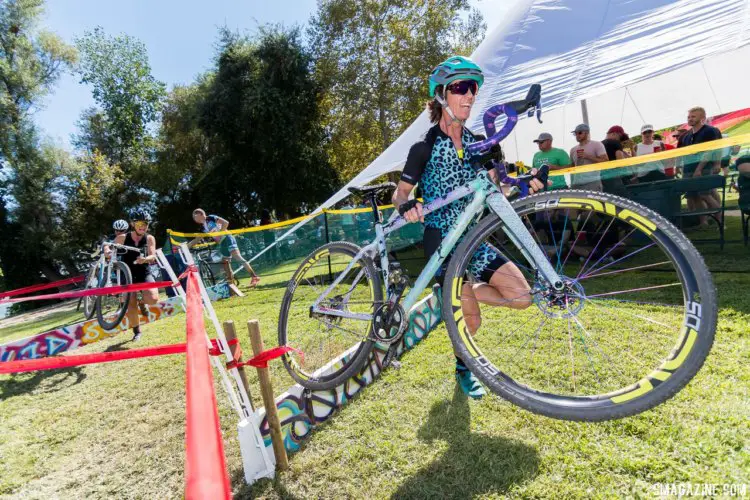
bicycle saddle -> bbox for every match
[347,182,396,196]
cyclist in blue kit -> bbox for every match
[190,208,260,287]
[392,56,544,399]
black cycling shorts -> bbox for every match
[423,227,508,286]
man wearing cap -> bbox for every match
[634,124,667,182]
[569,124,608,191]
[532,133,572,170]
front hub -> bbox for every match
[535,277,585,319]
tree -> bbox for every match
[0,0,77,289]
[75,27,166,174]
[193,27,338,220]
[308,0,485,181]
[0,0,77,167]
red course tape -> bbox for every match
[0,343,187,375]
[0,275,85,299]
[0,280,175,304]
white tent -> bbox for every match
[324,0,750,208]
[251,0,750,261]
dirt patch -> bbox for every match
[0,300,80,329]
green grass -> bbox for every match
[1,218,749,498]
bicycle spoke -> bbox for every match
[579,226,637,279]
[579,260,672,281]
[580,242,656,280]
[561,211,593,268]
[584,282,681,299]
[577,218,616,278]
[585,297,677,331]
[567,318,576,393]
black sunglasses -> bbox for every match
[447,80,478,96]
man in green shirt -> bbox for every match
[532,132,571,189]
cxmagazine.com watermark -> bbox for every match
[651,482,747,497]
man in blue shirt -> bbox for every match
[190,208,260,287]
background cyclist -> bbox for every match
[101,219,129,256]
[189,208,260,287]
[111,210,159,341]
[392,56,544,399]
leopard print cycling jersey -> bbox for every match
[401,124,507,281]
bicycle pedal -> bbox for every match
[390,360,402,370]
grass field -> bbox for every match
[0,217,748,498]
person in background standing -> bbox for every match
[599,125,629,196]
[569,124,608,191]
[634,124,668,182]
[677,107,722,228]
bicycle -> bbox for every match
[83,240,143,330]
[277,85,717,422]
[189,239,240,287]
[192,242,218,288]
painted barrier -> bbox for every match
[0,283,230,362]
[257,287,443,452]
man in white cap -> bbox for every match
[569,124,607,191]
[634,124,667,182]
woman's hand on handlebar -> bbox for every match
[528,172,547,194]
[399,199,424,223]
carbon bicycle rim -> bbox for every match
[443,190,717,421]
[96,261,133,331]
[278,241,381,390]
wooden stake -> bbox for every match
[247,319,289,471]
[222,320,254,412]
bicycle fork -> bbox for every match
[486,192,564,291]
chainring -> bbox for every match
[371,303,407,345]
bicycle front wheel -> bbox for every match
[443,190,717,421]
[82,265,99,320]
[278,241,382,390]
[96,261,133,331]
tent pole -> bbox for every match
[581,99,589,125]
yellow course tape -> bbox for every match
[168,134,750,239]
[168,202,408,238]
[546,132,750,177]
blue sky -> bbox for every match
[36,0,515,149]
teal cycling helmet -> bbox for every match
[429,56,484,97]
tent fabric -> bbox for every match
[315,0,750,212]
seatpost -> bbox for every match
[368,194,382,224]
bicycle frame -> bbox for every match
[95,241,143,287]
[310,170,564,321]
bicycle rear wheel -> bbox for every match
[278,241,382,390]
[443,190,716,421]
[82,264,99,320]
[95,261,133,331]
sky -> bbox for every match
[35,0,518,150]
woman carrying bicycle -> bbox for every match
[392,56,545,399]
[112,210,159,341]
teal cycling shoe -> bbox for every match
[455,360,486,400]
